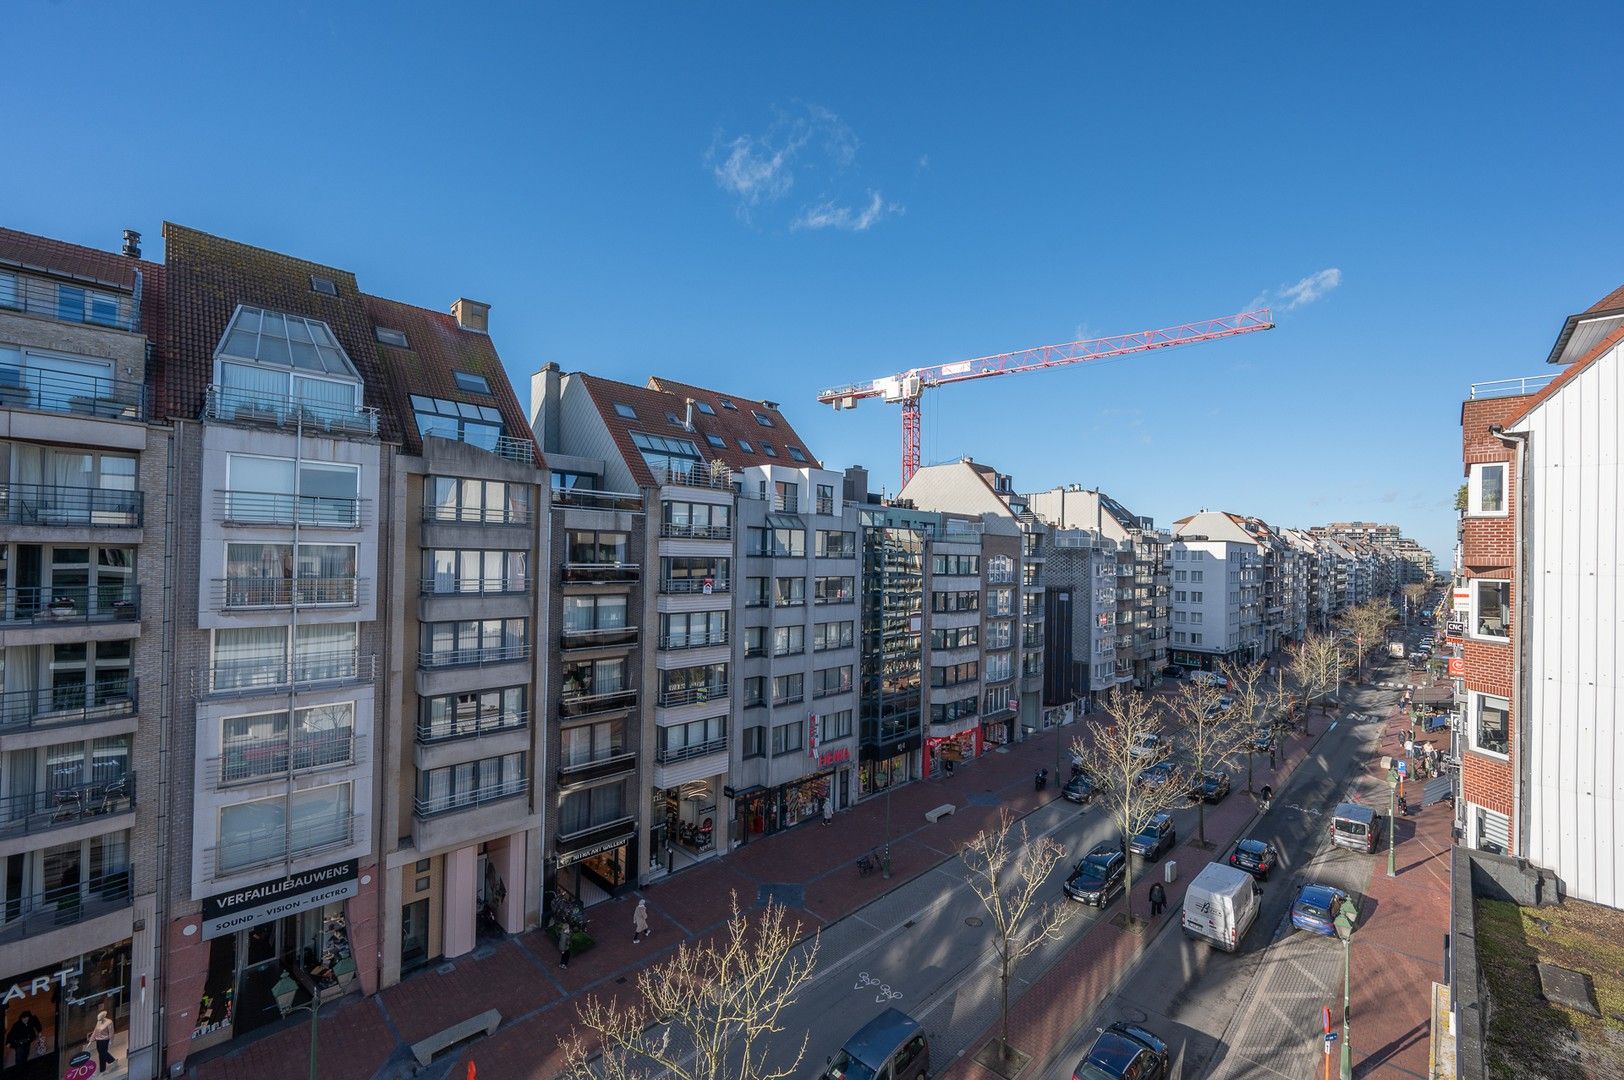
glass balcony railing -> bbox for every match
[560,687,637,717]
[561,625,639,651]
[0,774,134,840]
[0,483,143,528]
[200,652,375,696]
[659,522,732,540]
[660,577,729,595]
[658,629,727,650]
[416,710,528,745]
[212,731,356,786]
[215,577,359,609]
[413,777,527,819]
[418,643,531,669]
[655,737,727,765]
[206,813,355,878]
[0,365,147,420]
[0,875,132,946]
[0,585,139,626]
[551,489,641,512]
[202,384,378,438]
[563,563,639,584]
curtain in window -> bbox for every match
[293,375,356,414]
[296,623,357,680]
[214,626,287,689]
[292,785,350,852]
[219,361,283,413]
[218,797,285,872]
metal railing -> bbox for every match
[560,687,637,717]
[561,626,639,651]
[424,501,532,525]
[492,435,537,465]
[815,496,835,515]
[0,875,133,946]
[212,730,357,785]
[985,570,1015,584]
[200,652,375,696]
[0,774,134,839]
[202,384,379,438]
[659,522,732,540]
[660,577,729,595]
[414,776,527,819]
[656,684,728,708]
[1468,374,1558,399]
[0,677,138,733]
[215,576,359,609]
[772,495,800,512]
[558,749,635,778]
[416,709,528,745]
[563,563,640,584]
[656,737,728,765]
[418,643,531,669]
[0,484,143,528]
[654,464,733,490]
[207,815,355,878]
[552,488,643,512]
[0,275,138,331]
[0,365,147,421]
[658,630,727,650]
[219,490,363,528]
[814,588,855,605]
[420,576,528,597]
[0,585,139,626]
[774,593,806,607]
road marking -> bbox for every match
[1327,721,1338,733]
[854,971,903,1003]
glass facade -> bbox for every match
[859,527,923,765]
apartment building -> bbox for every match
[1168,511,1264,670]
[0,229,165,1080]
[1313,522,1434,583]
[1454,284,1624,906]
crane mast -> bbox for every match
[817,308,1273,484]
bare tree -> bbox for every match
[1170,672,1250,845]
[1402,583,1427,625]
[1287,633,1344,723]
[559,894,819,1080]
[1339,600,1397,680]
[961,808,1077,1068]
[1071,686,1192,929]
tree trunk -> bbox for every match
[1000,961,1010,1057]
[1197,797,1207,845]
[1122,829,1136,926]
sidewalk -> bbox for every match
[187,723,1080,1080]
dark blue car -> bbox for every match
[1072,1021,1168,1080]
[1290,883,1350,936]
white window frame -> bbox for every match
[1472,804,1510,855]
[1467,690,1510,759]
[1468,578,1511,642]
[1466,463,1508,518]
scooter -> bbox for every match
[1034,769,1048,792]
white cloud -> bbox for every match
[1249,267,1342,314]
[792,191,898,232]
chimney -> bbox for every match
[451,298,490,334]
[684,398,695,432]
[121,230,141,259]
[762,400,780,411]
[529,362,563,453]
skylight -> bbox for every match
[737,438,754,453]
[752,410,775,428]
[375,327,408,348]
[695,401,716,416]
[705,433,726,448]
[719,398,737,411]
[454,371,491,394]
[217,306,359,380]
[310,275,337,296]
[786,446,808,463]
[630,431,702,475]
[666,411,682,425]
[614,403,637,419]
[411,394,505,448]
[760,442,778,458]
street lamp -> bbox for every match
[1386,767,1399,878]
[272,971,321,1080]
[881,766,893,879]
[1334,898,1360,1080]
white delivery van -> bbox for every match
[1181,862,1262,952]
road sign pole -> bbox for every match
[1387,770,1399,877]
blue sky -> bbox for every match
[6,2,1622,563]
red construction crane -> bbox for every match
[817,309,1275,484]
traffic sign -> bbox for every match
[1325,1032,1339,1043]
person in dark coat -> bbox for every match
[1148,881,1167,917]
[558,923,571,969]
[6,1010,43,1072]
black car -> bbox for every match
[1064,843,1126,906]
[1190,771,1231,803]
[1063,773,1096,804]
[1072,1021,1169,1080]
[1228,837,1278,880]
[1136,761,1175,788]
[1252,727,1275,753]
[1128,812,1176,861]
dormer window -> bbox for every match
[212,305,365,426]
[411,395,505,449]
[614,403,637,419]
[310,275,337,296]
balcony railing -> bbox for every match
[0,585,139,626]
[654,464,733,490]
[0,365,147,421]
[814,590,855,605]
[414,776,527,819]
[985,570,1015,584]
[1468,374,1558,399]
[558,749,636,780]
[659,522,732,540]
[0,677,138,733]
[815,496,835,515]
[552,488,643,512]
[660,577,729,595]
[0,875,133,947]
[561,625,639,651]
[211,730,357,786]
[656,737,727,765]
[657,684,728,709]
[560,687,638,717]
[215,577,359,609]
[219,490,363,528]
[0,484,143,528]
[0,275,138,331]
[0,774,134,840]
[563,563,640,584]
[658,629,727,650]
[206,814,356,878]
[418,643,531,669]
[417,710,528,745]
[421,576,528,598]
[493,436,537,465]
[202,384,379,438]
[199,652,375,696]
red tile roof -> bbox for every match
[361,295,540,462]
[1584,284,1624,313]
[0,227,149,291]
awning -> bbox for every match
[766,513,805,529]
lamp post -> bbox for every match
[1334,898,1360,1080]
[1387,767,1399,877]
[881,770,893,879]
[272,972,320,1080]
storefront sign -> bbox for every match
[201,859,358,940]
[3,967,76,1005]
[1453,588,1470,613]
[818,747,851,767]
[807,713,819,759]
[555,835,629,869]
[1447,656,1464,676]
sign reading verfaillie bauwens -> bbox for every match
[201,859,358,939]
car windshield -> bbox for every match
[823,1050,877,1080]
[1074,1063,1123,1080]
[1078,856,1113,881]
[1238,840,1266,855]
[1336,820,1368,836]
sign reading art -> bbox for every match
[201,859,358,940]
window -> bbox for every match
[211,623,358,689]
[1191,570,1204,583]
[411,395,506,449]
[660,610,725,648]
[814,620,855,651]
[424,549,527,594]
[1474,806,1509,855]
[821,710,854,741]
[568,530,628,567]
[985,686,1012,714]
[775,577,806,606]
[737,439,754,454]
[1173,631,1186,643]
[746,577,769,606]
[562,656,626,699]
[1471,579,1510,640]
[815,576,854,604]
[752,410,775,428]
[1471,693,1509,757]
[560,718,627,767]
[743,725,765,758]
[743,677,766,708]
[772,673,804,705]
[748,524,805,557]
[787,446,808,463]
[557,777,629,836]
[374,327,408,347]
[771,721,804,756]
[453,371,491,394]
[815,483,835,514]
[1191,633,1203,644]
[54,284,122,327]
[694,401,716,416]
[564,594,629,633]
[705,433,726,448]
[658,715,726,760]
[217,306,359,382]
[932,661,979,687]
[309,275,337,296]
[631,430,703,474]
[719,398,738,411]
[1175,570,1186,582]
[1174,591,1186,602]
[760,442,778,458]
[220,702,355,783]
[665,411,681,425]
[987,589,1014,616]
[659,663,728,706]
[984,653,1012,682]
[1191,591,1203,602]
[932,554,981,576]
[662,556,728,588]
[931,696,978,724]
[1189,612,1202,624]
[931,625,979,650]
[420,687,527,742]
[814,666,853,697]
[775,481,799,510]
[425,476,529,524]
[931,590,980,613]
[421,618,528,666]
[1468,463,1507,516]
[218,783,351,872]
[614,403,637,419]
[0,271,16,309]
[223,542,358,606]
[772,625,805,656]
[816,531,855,558]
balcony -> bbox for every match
[214,577,360,610]
[0,678,138,735]
[660,577,729,595]
[1,275,138,331]
[560,687,638,718]
[0,585,139,626]
[657,684,728,709]
[420,576,528,598]
[208,730,357,787]
[557,749,636,785]
[659,522,732,540]
[563,562,640,584]
[658,629,727,651]
[202,384,379,438]
[418,643,531,670]
[0,774,134,841]
[815,496,835,515]
[561,625,640,651]
[0,366,147,421]
[205,814,356,879]
[655,736,727,765]
[197,652,376,697]
[492,436,537,465]
[552,488,643,512]
[413,776,527,819]
[0,875,132,947]
[986,570,1014,584]
[654,464,733,490]
[220,490,364,528]
[814,591,855,606]
[0,484,143,529]
[1468,374,1558,399]
[416,709,527,745]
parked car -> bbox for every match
[1065,843,1127,906]
[1329,802,1382,853]
[1190,671,1229,689]
[1290,883,1350,936]
[1063,772,1096,804]
[1136,761,1175,788]
[1252,727,1275,753]
[819,1008,931,1080]
[1160,665,1184,680]
[1191,771,1231,803]
[1129,812,1176,861]
[1071,1022,1169,1080]
[1227,837,1278,880]
[1182,862,1262,952]
[1129,733,1171,761]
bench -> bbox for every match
[410,1008,501,1067]
[924,804,955,823]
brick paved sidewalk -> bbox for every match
[187,722,1083,1080]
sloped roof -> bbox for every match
[362,295,539,461]
[0,227,149,292]
[645,376,821,466]
[1511,310,1624,428]
[1543,283,1624,367]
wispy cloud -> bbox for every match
[1250,267,1343,314]
[707,104,901,231]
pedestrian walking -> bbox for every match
[1148,881,1167,917]
[1260,784,1273,812]
[1268,746,1276,770]
[91,1009,117,1073]
[1403,736,1414,761]
[633,897,649,943]
[558,922,571,968]
[822,796,833,826]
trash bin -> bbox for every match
[1164,860,1177,884]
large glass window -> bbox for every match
[217,783,351,873]
[659,610,725,648]
[659,664,727,706]
[223,542,357,606]
[421,618,528,666]
[565,594,629,632]
[1472,693,1509,757]
[813,665,853,698]
[560,718,627,768]
[425,476,530,524]
[816,531,856,558]
[558,778,630,835]
[662,501,730,534]
[568,530,630,565]
[211,623,358,689]
[417,753,526,816]
[814,576,855,604]
[771,721,804,757]
[658,715,726,759]
[225,454,361,526]
[1472,580,1510,640]
[748,525,804,557]
[423,549,527,594]
[562,656,626,698]
[772,672,803,705]
[220,702,355,783]
[630,431,702,476]
[1468,463,1507,516]
[419,687,526,742]
[814,620,855,651]
[774,577,805,606]
[772,625,804,656]
[410,394,505,449]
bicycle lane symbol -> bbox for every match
[854,971,902,1004]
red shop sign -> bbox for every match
[818,747,851,767]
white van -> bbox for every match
[1190,671,1229,689]
[1181,862,1262,952]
